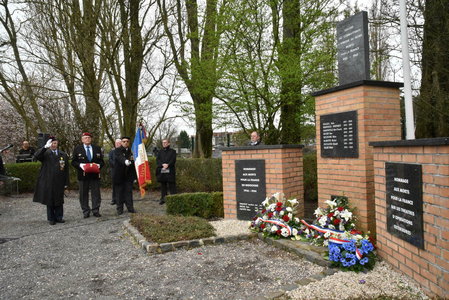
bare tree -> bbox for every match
[0,0,47,137]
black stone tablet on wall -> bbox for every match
[386,162,424,249]
[235,159,266,220]
[320,110,358,158]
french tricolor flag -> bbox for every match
[132,124,152,196]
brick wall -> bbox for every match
[314,83,402,232]
[221,145,303,219]
[372,139,449,298]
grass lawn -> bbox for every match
[130,213,216,244]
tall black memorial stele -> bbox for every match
[336,11,370,85]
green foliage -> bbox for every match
[166,192,224,219]
[4,162,40,192]
[303,152,317,202]
[178,130,191,148]
[175,158,222,192]
[216,0,338,144]
[130,214,216,244]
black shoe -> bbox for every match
[55,219,65,223]
[83,213,90,219]
[117,210,123,216]
[128,209,136,213]
[110,201,116,205]
[49,221,56,225]
[159,199,165,205]
[93,212,101,217]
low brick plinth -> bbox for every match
[221,145,304,219]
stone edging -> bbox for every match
[123,220,256,254]
[123,220,338,300]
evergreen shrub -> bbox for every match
[166,192,224,219]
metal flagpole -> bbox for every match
[399,0,415,140]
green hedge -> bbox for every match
[4,157,223,194]
[4,154,316,200]
[165,192,224,219]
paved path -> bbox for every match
[0,190,324,299]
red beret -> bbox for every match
[82,132,92,137]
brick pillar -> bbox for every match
[222,145,304,219]
[371,138,449,298]
[313,81,402,232]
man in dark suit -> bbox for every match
[108,138,122,205]
[156,139,177,205]
[71,132,105,218]
[33,137,69,225]
[112,137,137,215]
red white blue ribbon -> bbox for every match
[257,217,292,236]
[329,237,363,260]
[302,219,363,260]
[300,219,344,236]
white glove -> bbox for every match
[125,160,131,166]
[79,163,86,170]
[44,139,52,148]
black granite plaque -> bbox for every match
[386,162,424,249]
[320,110,358,158]
[337,11,370,85]
[235,159,266,220]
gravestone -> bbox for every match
[320,110,358,158]
[386,162,424,249]
[235,159,266,220]
[337,11,370,85]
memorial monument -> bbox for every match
[312,11,403,233]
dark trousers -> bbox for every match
[78,179,101,214]
[111,184,118,204]
[47,205,63,221]
[115,181,134,212]
[160,181,177,200]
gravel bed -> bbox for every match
[209,219,252,237]
[287,260,429,299]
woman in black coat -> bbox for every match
[33,138,69,225]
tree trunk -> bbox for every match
[279,0,302,144]
[415,0,449,138]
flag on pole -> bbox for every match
[132,124,152,196]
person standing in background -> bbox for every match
[33,137,69,225]
[248,131,262,146]
[71,132,104,218]
[108,138,122,205]
[112,137,137,215]
[156,139,177,205]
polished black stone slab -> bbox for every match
[320,110,358,158]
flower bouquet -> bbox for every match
[328,231,376,272]
[300,196,356,246]
[250,193,301,239]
